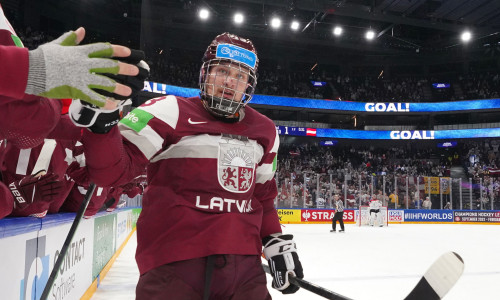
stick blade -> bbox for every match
[405,252,464,300]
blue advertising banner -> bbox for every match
[142,82,500,113]
[453,211,500,223]
[403,210,453,222]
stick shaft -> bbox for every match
[262,264,354,300]
[40,183,96,300]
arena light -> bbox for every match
[291,20,300,31]
[461,31,472,42]
[365,30,375,40]
[234,12,244,24]
[271,17,281,29]
[198,8,209,20]
[333,26,343,36]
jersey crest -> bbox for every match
[217,134,255,193]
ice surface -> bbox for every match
[92,223,500,300]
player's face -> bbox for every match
[206,62,250,102]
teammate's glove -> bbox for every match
[25,29,146,107]
[8,172,63,210]
[263,233,304,294]
[69,98,132,134]
[93,59,150,100]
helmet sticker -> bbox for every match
[216,44,257,70]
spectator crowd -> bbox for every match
[275,140,500,211]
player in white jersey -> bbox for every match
[369,198,383,227]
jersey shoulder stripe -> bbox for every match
[120,124,164,160]
[138,95,180,130]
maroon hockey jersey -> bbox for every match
[1,137,79,217]
[0,182,13,218]
[60,183,109,218]
[83,96,281,274]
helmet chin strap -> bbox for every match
[200,98,244,123]
[201,90,243,116]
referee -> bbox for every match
[331,194,345,233]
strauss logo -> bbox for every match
[302,210,311,221]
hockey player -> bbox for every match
[1,113,89,218]
[74,33,304,299]
[56,146,110,219]
[105,174,146,212]
[61,183,110,219]
[369,197,383,227]
[2,139,72,218]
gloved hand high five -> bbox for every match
[263,233,304,294]
[8,171,63,210]
[92,57,150,100]
[25,27,146,107]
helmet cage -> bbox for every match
[199,58,257,117]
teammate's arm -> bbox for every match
[81,97,173,187]
[0,27,143,107]
[0,181,14,219]
[82,126,149,187]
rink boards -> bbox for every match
[0,208,141,300]
[278,208,500,225]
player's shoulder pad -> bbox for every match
[247,107,279,148]
[122,95,180,131]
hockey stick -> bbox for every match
[31,139,57,175]
[262,251,464,300]
[262,264,353,300]
[404,251,464,300]
[40,183,96,300]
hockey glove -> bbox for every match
[8,172,63,210]
[25,29,145,107]
[263,233,304,294]
[92,57,150,100]
[69,98,132,134]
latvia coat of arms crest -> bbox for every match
[218,134,255,193]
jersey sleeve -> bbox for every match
[255,127,281,239]
[48,114,83,141]
[0,45,29,100]
[82,96,178,187]
[0,96,62,149]
[0,181,14,219]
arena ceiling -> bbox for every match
[136,0,500,62]
[10,0,500,63]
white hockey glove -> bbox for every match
[25,29,148,107]
[263,233,304,294]
[69,99,132,134]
